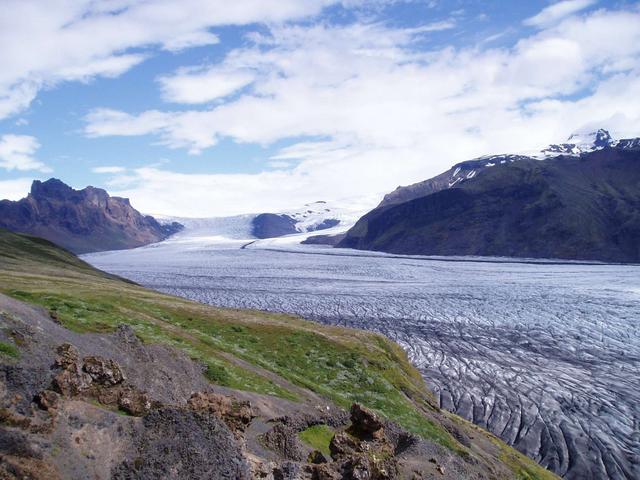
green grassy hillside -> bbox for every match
[0,228,557,479]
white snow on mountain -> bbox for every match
[151,200,368,246]
[282,201,363,233]
[441,128,639,192]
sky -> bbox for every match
[1,0,640,217]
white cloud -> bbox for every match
[0,177,34,201]
[267,161,294,169]
[83,6,640,216]
[0,0,343,119]
[0,134,50,172]
[524,0,597,28]
[159,67,255,104]
[92,166,127,174]
[107,166,381,217]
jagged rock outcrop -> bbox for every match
[48,343,157,416]
[0,178,182,253]
[187,391,254,436]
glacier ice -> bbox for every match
[84,240,640,480]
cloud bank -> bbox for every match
[85,6,640,216]
[2,1,640,216]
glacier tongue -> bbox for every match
[147,200,369,246]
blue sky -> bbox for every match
[1,0,639,216]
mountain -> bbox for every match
[339,130,640,262]
[0,178,182,253]
[251,201,347,238]
[0,227,557,479]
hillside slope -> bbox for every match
[0,228,557,479]
[0,178,182,253]
[340,134,640,262]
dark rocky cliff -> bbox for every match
[0,178,182,253]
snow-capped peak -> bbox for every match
[282,201,365,233]
[537,128,614,159]
[441,128,640,192]
[566,128,613,149]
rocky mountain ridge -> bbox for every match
[339,130,640,262]
[377,129,635,209]
[0,178,182,253]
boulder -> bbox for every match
[116,386,154,416]
[311,464,341,480]
[329,432,359,459]
[261,423,305,462]
[34,390,60,411]
[52,368,92,397]
[307,450,328,464]
[54,343,79,370]
[82,356,125,385]
[187,392,254,435]
[349,404,384,440]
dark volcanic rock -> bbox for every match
[113,408,251,480]
[0,178,182,253]
[252,213,299,238]
[302,233,346,246]
[260,423,306,461]
[349,403,384,440]
[340,141,640,262]
[308,218,340,231]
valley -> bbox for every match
[85,238,640,480]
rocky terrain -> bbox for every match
[0,178,182,253]
[85,239,640,480]
[0,228,555,479]
[339,130,640,263]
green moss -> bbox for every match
[88,399,132,417]
[499,445,558,480]
[0,340,19,358]
[298,424,335,456]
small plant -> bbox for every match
[204,363,231,385]
[0,341,19,359]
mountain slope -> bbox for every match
[0,228,557,479]
[0,178,182,253]
[340,132,640,262]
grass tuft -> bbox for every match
[0,340,19,359]
[298,424,335,456]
